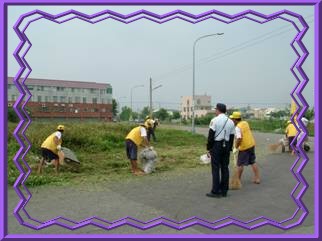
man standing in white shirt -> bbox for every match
[206,103,235,198]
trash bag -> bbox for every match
[61,147,80,165]
[139,147,157,174]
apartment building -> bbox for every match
[8,77,113,120]
[180,95,213,119]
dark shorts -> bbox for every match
[41,148,58,161]
[288,136,297,150]
[125,139,138,161]
[237,146,256,167]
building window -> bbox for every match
[11,95,16,101]
[37,96,42,102]
[8,84,12,89]
[57,87,65,91]
[53,96,58,102]
[183,107,186,111]
[71,88,75,93]
[45,96,50,102]
[101,98,105,104]
[27,85,34,90]
[197,99,201,105]
[75,97,80,103]
[60,96,66,103]
[37,86,44,91]
[187,100,189,105]
[106,87,112,94]
[100,89,105,95]
[83,97,87,104]
[68,97,72,103]
[92,98,97,104]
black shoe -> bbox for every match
[222,193,228,197]
[206,192,221,198]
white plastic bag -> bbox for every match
[139,147,157,174]
[200,154,211,164]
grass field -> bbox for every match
[8,121,207,187]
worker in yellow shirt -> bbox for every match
[230,112,260,185]
[125,124,150,176]
[285,120,298,155]
[144,116,155,142]
[38,125,65,174]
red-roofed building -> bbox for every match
[8,77,113,121]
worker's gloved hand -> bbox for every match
[233,148,238,154]
[57,145,62,151]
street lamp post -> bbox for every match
[130,85,144,120]
[192,33,224,133]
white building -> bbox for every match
[180,95,213,119]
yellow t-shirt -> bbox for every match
[285,123,297,137]
[41,131,62,154]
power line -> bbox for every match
[152,15,314,86]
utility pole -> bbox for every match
[149,77,162,117]
[150,77,152,117]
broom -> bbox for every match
[229,149,242,190]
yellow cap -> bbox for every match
[57,125,65,131]
[229,111,241,119]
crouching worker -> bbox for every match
[37,125,65,174]
[125,124,150,176]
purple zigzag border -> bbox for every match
[12,8,309,231]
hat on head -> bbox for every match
[216,103,227,113]
[229,111,241,119]
[57,125,65,131]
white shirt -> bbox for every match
[55,131,62,140]
[140,127,147,137]
[209,113,235,141]
[301,117,309,127]
[235,126,242,139]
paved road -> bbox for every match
[7,127,315,235]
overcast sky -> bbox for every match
[8,5,315,112]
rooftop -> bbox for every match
[8,77,111,89]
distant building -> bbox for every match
[8,77,113,120]
[180,95,213,119]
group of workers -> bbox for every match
[38,116,159,175]
[37,106,309,198]
[284,116,310,154]
[125,115,158,175]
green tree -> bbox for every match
[172,111,181,119]
[120,106,132,121]
[132,112,139,120]
[112,99,118,117]
[305,107,314,120]
[154,108,169,121]
[140,106,150,119]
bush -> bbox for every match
[8,107,19,123]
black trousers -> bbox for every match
[210,141,230,194]
[147,128,156,142]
